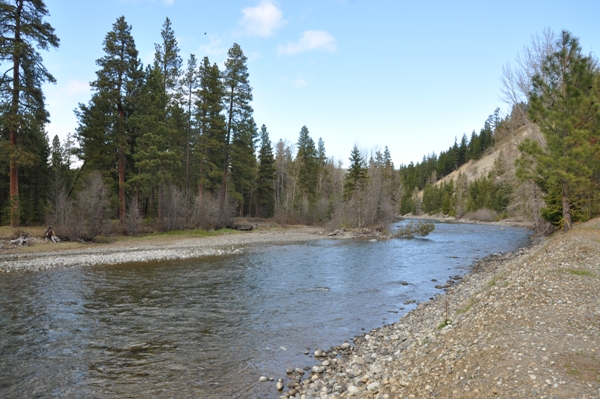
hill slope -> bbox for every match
[435,124,534,187]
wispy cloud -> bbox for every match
[292,78,307,87]
[60,80,90,96]
[278,30,337,55]
[240,0,284,38]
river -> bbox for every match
[0,221,531,398]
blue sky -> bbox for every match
[42,0,600,167]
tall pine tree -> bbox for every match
[154,17,181,96]
[255,124,275,217]
[196,56,226,196]
[221,43,253,211]
[0,0,59,226]
[517,31,600,231]
[77,16,142,223]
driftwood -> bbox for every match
[10,232,31,246]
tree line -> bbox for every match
[1,2,599,236]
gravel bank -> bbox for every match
[275,219,600,399]
[0,227,330,273]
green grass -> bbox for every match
[565,269,595,277]
[456,298,477,315]
[438,319,452,330]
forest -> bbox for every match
[1,1,600,238]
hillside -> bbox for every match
[434,124,534,188]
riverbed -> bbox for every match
[0,221,531,398]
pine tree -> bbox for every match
[229,111,257,215]
[130,65,180,215]
[196,56,226,196]
[0,0,59,226]
[469,130,481,160]
[255,124,275,217]
[517,31,600,232]
[344,145,368,199]
[180,54,198,193]
[77,16,142,223]
[221,43,253,211]
[296,125,318,199]
[154,17,182,96]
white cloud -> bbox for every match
[60,80,90,96]
[162,0,174,4]
[199,37,227,57]
[292,78,307,87]
[278,30,337,55]
[240,0,284,38]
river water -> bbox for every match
[0,221,530,398]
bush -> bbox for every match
[124,197,143,236]
[393,221,435,239]
[155,185,233,232]
[463,208,496,222]
[46,171,111,241]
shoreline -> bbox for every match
[274,219,600,399]
[0,226,332,273]
[0,218,529,274]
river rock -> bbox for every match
[347,385,361,395]
[258,375,268,382]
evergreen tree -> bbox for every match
[77,16,142,223]
[154,17,182,96]
[221,43,253,211]
[0,0,59,226]
[196,57,226,196]
[296,125,318,199]
[130,66,180,215]
[180,54,198,193]
[517,31,600,232]
[469,130,481,160]
[344,145,368,199]
[49,134,72,184]
[255,124,275,217]
[458,133,469,165]
[229,111,257,215]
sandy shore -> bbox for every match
[276,219,600,399]
[0,226,332,273]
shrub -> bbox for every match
[393,221,435,239]
[46,171,111,241]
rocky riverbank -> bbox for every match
[0,226,329,273]
[274,219,600,399]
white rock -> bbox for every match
[367,381,381,391]
[258,376,268,382]
[347,385,361,395]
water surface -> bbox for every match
[0,221,531,398]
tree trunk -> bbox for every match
[119,145,125,224]
[220,87,235,211]
[185,90,191,195]
[9,0,24,227]
[561,182,572,232]
[9,129,19,227]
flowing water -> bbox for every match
[0,221,531,398]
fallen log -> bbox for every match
[10,233,31,246]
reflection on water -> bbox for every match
[0,221,530,398]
